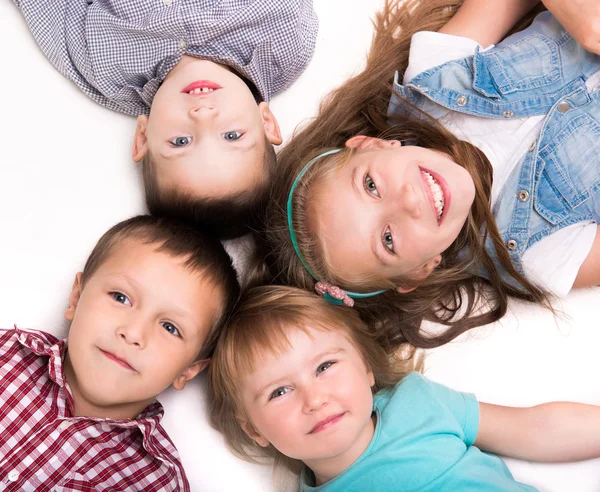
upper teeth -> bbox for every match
[421,171,444,220]
[189,87,214,94]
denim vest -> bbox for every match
[388,12,600,285]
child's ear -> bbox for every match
[258,102,282,145]
[172,359,210,390]
[132,115,149,163]
[345,136,401,151]
[64,272,83,321]
[395,255,441,294]
[240,420,270,447]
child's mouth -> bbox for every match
[181,80,222,95]
[419,167,450,225]
[100,348,136,372]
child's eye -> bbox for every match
[268,387,290,401]
[222,131,243,141]
[110,292,132,306]
[364,174,379,197]
[169,136,192,147]
[316,361,335,375]
[382,227,394,252]
[161,321,180,337]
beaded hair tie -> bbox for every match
[286,148,386,306]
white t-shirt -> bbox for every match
[403,31,598,297]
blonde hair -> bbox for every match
[260,0,549,351]
[208,285,421,474]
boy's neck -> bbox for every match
[63,352,153,421]
[304,413,377,486]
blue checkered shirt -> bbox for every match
[13,0,318,115]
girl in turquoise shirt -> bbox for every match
[209,286,600,491]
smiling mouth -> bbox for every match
[309,412,346,434]
[420,170,445,223]
[181,80,222,95]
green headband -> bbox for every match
[286,148,386,306]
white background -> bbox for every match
[2,0,600,490]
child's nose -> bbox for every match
[396,183,421,219]
[189,105,218,121]
[302,387,328,412]
[116,321,147,349]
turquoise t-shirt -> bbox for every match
[300,373,537,491]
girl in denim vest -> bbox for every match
[262,0,600,351]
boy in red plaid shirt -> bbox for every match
[0,215,239,491]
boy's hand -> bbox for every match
[543,0,600,55]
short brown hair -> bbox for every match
[81,215,240,360]
[142,138,278,239]
[208,286,420,467]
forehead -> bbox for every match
[311,166,377,280]
[246,325,360,379]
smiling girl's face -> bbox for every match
[240,325,376,477]
[309,136,476,289]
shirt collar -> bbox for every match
[14,327,165,430]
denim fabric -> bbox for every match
[388,12,600,284]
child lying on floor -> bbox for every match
[210,286,600,491]
[13,0,318,237]
[0,215,239,490]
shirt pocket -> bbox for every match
[478,34,562,95]
[535,113,600,223]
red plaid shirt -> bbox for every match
[0,328,190,491]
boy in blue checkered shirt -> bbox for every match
[14,0,318,238]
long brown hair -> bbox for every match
[208,286,421,475]
[260,0,549,351]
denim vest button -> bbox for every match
[528,140,536,152]
[456,96,467,106]
[518,190,530,201]
[506,239,518,251]
[503,110,514,118]
[557,101,570,113]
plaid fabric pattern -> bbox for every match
[0,328,190,491]
[13,0,318,115]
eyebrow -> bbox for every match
[159,137,258,161]
[311,347,345,366]
[105,272,195,333]
[226,137,258,153]
[159,149,190,161]
[371,228,391,267]
[351,167,360,198]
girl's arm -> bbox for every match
[439,0,540,47]
[475,401,600,462]
[542,0,600,55]
[573,226,600,289]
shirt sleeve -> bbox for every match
[417,374,480,446]
[403,31,484,84]
[522,221,597,298]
